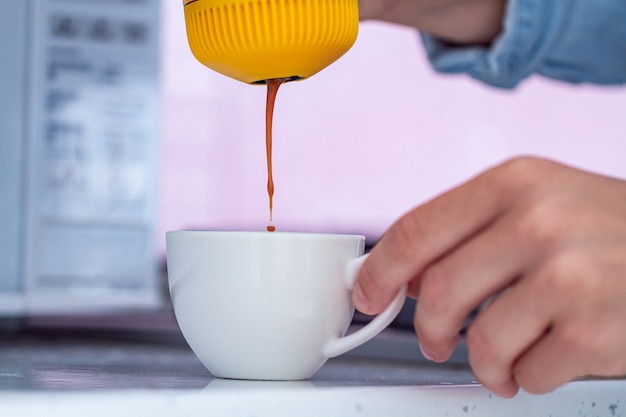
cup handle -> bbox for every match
[322,254,408,358]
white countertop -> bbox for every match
[0,380,624,417]
[0,321,624,417]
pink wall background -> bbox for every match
[158,2,626,253]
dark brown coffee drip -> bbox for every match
[265,78,286,232]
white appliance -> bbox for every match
[0,0,162,316]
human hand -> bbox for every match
[357,0,507,45]
[353,157,626,397]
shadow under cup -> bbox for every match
[166,231,405,381]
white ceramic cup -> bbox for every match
[166,231,407,380]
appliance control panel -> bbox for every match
[0,0,161,315]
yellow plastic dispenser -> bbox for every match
[182,0,359,84]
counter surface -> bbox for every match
[0,320,624,416]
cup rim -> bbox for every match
[165,230,365,240]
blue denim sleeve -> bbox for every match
[421,0,626,88]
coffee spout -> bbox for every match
[252,76,303,86]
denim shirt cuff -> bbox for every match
[421,0,569,89]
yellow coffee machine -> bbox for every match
[182,0,359,84]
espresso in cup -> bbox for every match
[166,231,407,380]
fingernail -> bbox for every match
[352,282,371,314]
[419,342,438,362]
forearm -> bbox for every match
[422,0,626,88]
[358,0,507,45]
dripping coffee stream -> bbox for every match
[265,78,286,232]
[182,0,359,233]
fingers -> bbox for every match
[466,275,554,397]
[352,156,626,398]
[511,247,626,395]
[414,213,532,363]
[466,248,626,397]
[354,167,509,315]
[512,329,588,395]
